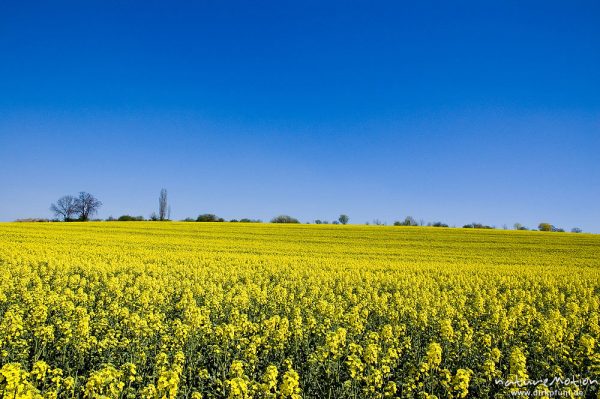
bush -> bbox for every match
[432,222,448,227]
[538,222,552,231]
[117,215,145,221]
[463,223,494,229]
[571,227,582,233]
[539,222,561,232]
[394,216,418,226]
[239,218,262,223]
[197,214,220,222]
[537,222,565,232]
[514,223,529,231]
[270,215,300,224]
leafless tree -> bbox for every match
[159,189,168,221]
[50,195,77,221]
[74,192,102,221]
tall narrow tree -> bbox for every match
[159,189,168,221]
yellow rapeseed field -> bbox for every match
[0,222,598,398]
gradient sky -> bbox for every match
[1,1,599,231]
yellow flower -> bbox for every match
[279,368,301,399]
[426,342,442,368]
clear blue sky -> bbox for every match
[1,1,599,231]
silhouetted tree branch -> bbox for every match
[74,192,102,221]
[50,195,77,221]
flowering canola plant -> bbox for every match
[0,222,598,398]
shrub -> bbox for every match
[463,223,494,229]
[514,223,529,230]
[537,223,565,232]
[538,223,553,232]
[117,215,145,221]
[197,214,219,222]
[394,216,418,226]
[270,215,300,224]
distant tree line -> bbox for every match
[46,191,586,233]
[463,223,494,229]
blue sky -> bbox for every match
[1,1,599,231]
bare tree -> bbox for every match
[74,192,102,221]
[159,189,168,221]
[50,195,77,221]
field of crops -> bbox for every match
[0,222,598,399]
